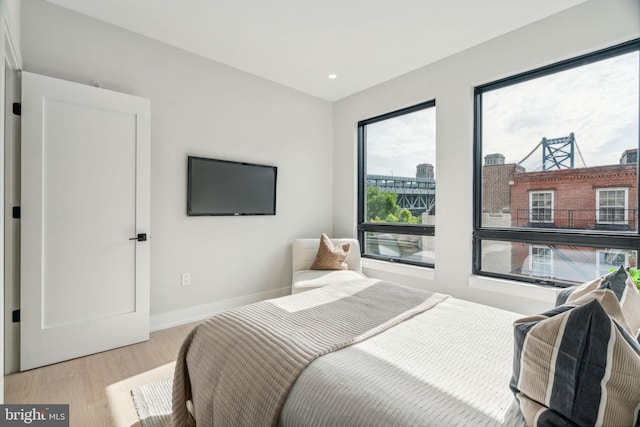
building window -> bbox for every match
[358,100,436,266]
[473,39,639,287]
[530,246,552,278]
[529,191,553,224]
[596,188,628,225]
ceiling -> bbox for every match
[45,0,587,101]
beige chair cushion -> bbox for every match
[291,270,367,294]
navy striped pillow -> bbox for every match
[556,266,640,340]
[511,293,640,426]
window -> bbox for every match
[529,191,553,224]
[596,188,628,225]
[358,100,436,266]
[473,40,639,287]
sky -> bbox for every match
[365,107,436,178]
[365,50,638,176]
[482,51,638,169]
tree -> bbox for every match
[366,187,421,224]
[366,186,398,221]
[398,208,419,224]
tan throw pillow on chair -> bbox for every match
[310,233,350,270]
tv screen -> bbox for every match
[187,156,277,216]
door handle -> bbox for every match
[129,233,147,242]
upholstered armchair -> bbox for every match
[291,237,366,294]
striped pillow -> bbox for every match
[511,294,640,426]
[556,266,640,339]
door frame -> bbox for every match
[2,0,22,386]
[3,61,20,375]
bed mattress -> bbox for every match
[279,296,526,427]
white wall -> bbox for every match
[14,0,640,330]
[19,0,334,330]
[333,0,640,314]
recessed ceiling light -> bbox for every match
[328,74,337,79]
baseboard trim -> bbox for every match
[150,286,291,332]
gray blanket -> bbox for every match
[171,279,447,426]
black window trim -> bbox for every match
[358,99,436,267]
[472,38,640,288]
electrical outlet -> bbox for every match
[181,273,191,286]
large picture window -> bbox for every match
[358,101,436,266]
[473,40,639,287]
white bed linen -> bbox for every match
[280,297,526,427]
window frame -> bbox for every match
[357,99,436,268]
[596,187,628,225]
[529,191,554,224]
[472,39,640,288]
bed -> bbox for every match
[171,278,526,426]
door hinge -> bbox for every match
[12,206,20,219]
[12,309,20,323]
[12,102,21,116]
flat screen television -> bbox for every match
[187,156,277,216]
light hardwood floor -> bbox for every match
[5,321,198,427]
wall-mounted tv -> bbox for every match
[187,156,277,216]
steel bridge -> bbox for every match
[517,133,587,171]
[367,174,436,215]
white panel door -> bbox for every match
[20,72,150,370]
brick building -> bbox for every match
[483,148,638,283]
[511,162,637,230]
[482,153,524,215]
